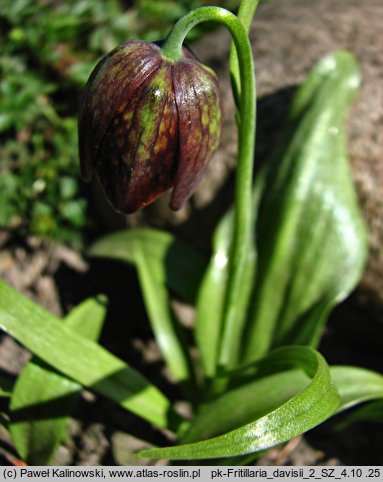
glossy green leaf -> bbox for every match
[132,242,194,388]
[9,362,80,465]
[179,364,383,447]
[65,294,108,339]
[195,212,232,380]
[181,369,310,444]
[0,280,177,430]
[217,182,265,374]
[330,366,383,430]
[9,296,108,464]
[138,347,340,460]
[195,210,256,381]
[90,230,196,388]
[331,366,383,411]
[90,229,207,305]
[243,51,368,361]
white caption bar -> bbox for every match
[2,466,382,482]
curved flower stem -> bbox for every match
[162,8,256,375]
[230,0,260,107]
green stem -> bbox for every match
[237,0,260,34]
[230,0,260,107]
[162,8,256,374]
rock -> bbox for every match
[95,0,383,311]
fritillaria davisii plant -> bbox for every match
[0,0,375,468]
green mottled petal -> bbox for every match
[96,63,179,213]
[79,42,163,181]
[170,59,222,210]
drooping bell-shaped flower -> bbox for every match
[78,40,222,214]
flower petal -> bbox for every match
[96,63,179,214]
[170,58,222,210]
[78,41,163,181]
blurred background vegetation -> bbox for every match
[0,0,242,248]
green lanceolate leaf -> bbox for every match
[243,51,368,362]
[9,296,108,464]
[331,366,383,411]
[90,229,206,304]
[64,294,108,340]
[131,241,194,390]
[9,362,80,465]
[195,212,233,381]
[177,363,383,451]
[0,280,177,430]
[195,210,255,381]
[330,366,383,431]
[180,369,310,444]
[90,229,203,389]
[138,346,340,460]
